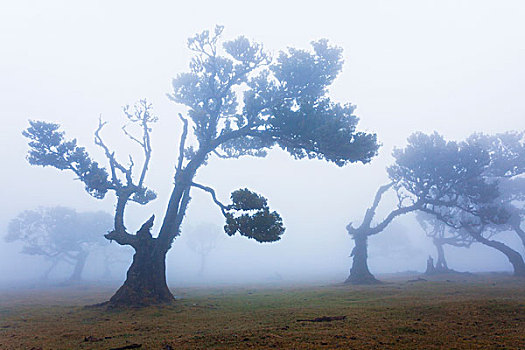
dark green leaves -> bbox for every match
[467,131,525,178]
[389,131,518,229]
[224,189,284,243]
[230,188,267,210]
[272,39,343,99]
[23,121,111,199]
[267,99,379,165]
[388,132,493,202]
[171,27,379,165]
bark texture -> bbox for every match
[108,223,173,307]
[345,233,380,284]
[345,183,420,284]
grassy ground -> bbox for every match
[0,274,524,349]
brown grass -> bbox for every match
[0,274,524,349]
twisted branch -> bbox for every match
[191,182,230,216]
[94,117,132,185]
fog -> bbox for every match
[1,0,524,288]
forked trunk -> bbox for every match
[105,151,201,308]
[345,233,380,284]
[109,238,173,307]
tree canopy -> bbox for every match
[390,131,525,276]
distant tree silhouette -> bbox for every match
[468,132,525,250]
[186,223,222,277]
[23,26,379,306]
[394,132,525,277]
[6,207,112,282]
[416,212,473,274]
[346,132,516,283]
[345,182,422,284]
[419,132,525,276]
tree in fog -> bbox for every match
[23,26,379,306]
[346,132,505,284]
[421,132,525,276]
[6,207,112,282]
[345,182,422,284]
[497,177,525,250]
[416,212,473,274]
[186,223,222,277]
[468,132,525,250]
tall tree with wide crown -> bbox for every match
[23,26,379,306]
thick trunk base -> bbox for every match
[345,234,381,285]
[344,273,381,285]
[107,245,173,308]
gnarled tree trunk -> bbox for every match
[109,243,172,306]
[105,158,198,307]
[344,183,420,284]
[345,233,379,284]
[109,224,173,307]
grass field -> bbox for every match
[0,274,524,349]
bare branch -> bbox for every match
[362,182,394,227]
[121,102,155,188]
[94,118,117,183]
[122,124,145,147]
[369,201,422,236]
[128,155,135,173]
[138,113,152,188]
[191,182,230,216]
[419,207,464,230]
[94,117,132,185]
[212,149,230,159]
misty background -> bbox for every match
[1,0,524,286]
